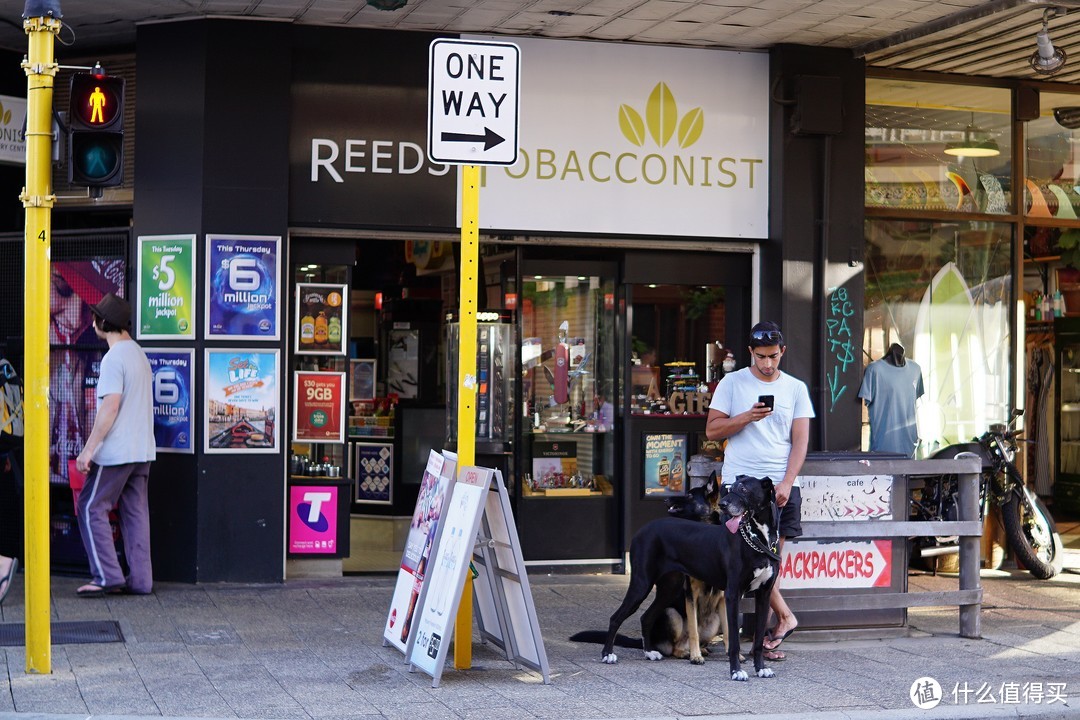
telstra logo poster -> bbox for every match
[289,485,338,554]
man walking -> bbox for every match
[705,321,814,661]
[74,293,156,596]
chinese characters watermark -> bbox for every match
[910,677,1068,709]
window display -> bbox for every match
[446,319,514,445]
[520,273,616,499]
[865,79,1011,215]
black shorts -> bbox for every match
[779,486,802,540]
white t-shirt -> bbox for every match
[94,339,157,466]
[709,366,814,485]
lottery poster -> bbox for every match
[204,348,279,454]
[205,234,280,340]
[354,442,393,505]
[136,234,196,339]
[144,348,195,453]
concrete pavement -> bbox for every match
[0,554,1077,720]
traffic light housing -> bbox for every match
[67,70,125,187]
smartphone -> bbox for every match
[758,394,774,410]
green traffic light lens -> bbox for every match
[70,133,122,184]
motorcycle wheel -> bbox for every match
[1001,489,1064,579]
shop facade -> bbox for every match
[124,23,866,581]
[13,16,1074,582]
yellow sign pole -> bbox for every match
[453,164,479,670]
[20,8,61,675]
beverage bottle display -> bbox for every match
[300,308,315,345]
[658,455,670,486]
[671,452,684,491]
[314,311,329,345]
[328,315,342,345]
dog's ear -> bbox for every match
[706,473,719,503]
[762,477,775,499]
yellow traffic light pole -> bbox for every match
[453,164,479,670]
[19,6,61,674]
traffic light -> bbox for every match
[67,68,125,187]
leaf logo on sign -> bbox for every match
[618,82,704,149]
[0,102,10,126]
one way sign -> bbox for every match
[428,39,520,166]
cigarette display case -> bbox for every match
[445,317,515,449]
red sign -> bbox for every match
[779,539,892,590]
[292,371,346,442]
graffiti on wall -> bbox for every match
[825,287,856,412]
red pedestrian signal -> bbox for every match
[68,71,125,187]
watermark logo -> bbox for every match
[910,676,943,709]
[618,82,703,149]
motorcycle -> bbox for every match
[912,412,1064,579]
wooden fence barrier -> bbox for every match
[689,456,983,639]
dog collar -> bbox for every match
[739,517,781,562]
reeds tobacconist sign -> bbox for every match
[0,96,26,165]
[466,36,769,239]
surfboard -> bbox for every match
[912,262,985,452]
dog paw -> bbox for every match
[731,669,748,681]
[643,650,662,661]
[756,667,775,678]
[690,655,705,666]
[601,653,618,664]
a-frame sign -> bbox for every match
[404,467,550,687]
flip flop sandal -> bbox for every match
[763,649,786,662]
[764,627,795,650]
[76,584,125,598]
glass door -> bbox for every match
[516,260,619,563]
[1056,318,1080,513]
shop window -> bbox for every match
[629,283,728,415]
[866,79,1011,215]
[863,219,1012,453]
[1024,91,1080,220]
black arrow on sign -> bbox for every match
[440,127,505,150]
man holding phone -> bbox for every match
[705,321,815,661]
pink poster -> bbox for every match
[288,485,338,554]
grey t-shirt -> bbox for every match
[858,358,924,457]
[94,339,157,466]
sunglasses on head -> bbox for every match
[750,330,783,345]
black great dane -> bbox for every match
[600,475,782,680]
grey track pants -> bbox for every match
[77,462,153,593]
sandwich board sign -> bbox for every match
[428,39,520,166]
[470,466,551,683]
[383,449,458,653]
[406,467,550,687]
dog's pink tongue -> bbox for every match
[725,515,741,534]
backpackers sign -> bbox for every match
[779,539,892,590]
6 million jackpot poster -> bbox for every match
[144,348,195,453]
[205,234,281,340]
